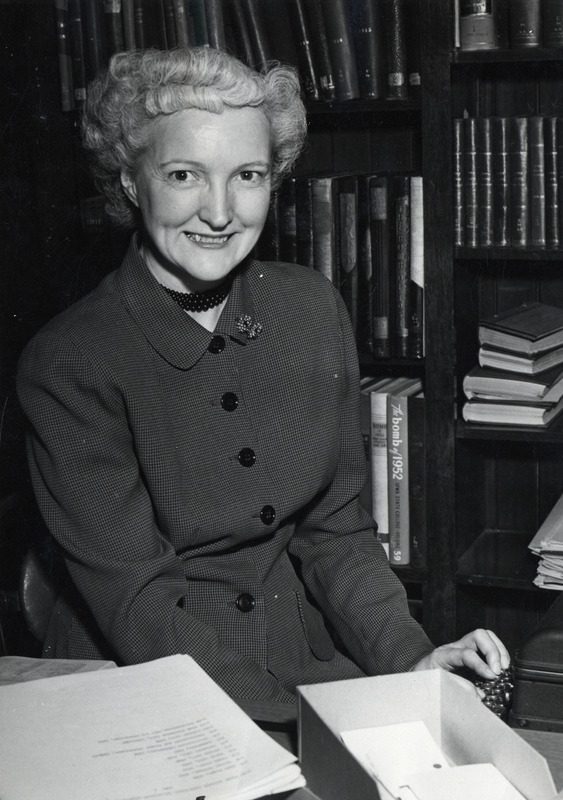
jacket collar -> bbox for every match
[116,235,260,370]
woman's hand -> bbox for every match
[412,628,511,680]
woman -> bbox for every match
[17,47,508,704]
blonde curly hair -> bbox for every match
[82,47,307,228]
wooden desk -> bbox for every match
[516,729,563,793]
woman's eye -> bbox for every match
[240,170,261,182]
[171,170,191,182]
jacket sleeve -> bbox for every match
[17,331,295,703]
[288,286,435,675]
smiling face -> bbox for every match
[121,105,273,293]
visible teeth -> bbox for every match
[187,233,229,243]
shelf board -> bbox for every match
[452,48,563,65]
[455,247,563,261]
[457,529,539,589]
[391,565,428,583]
[358,354,424,372]
[306,98,420,119]
[456,417,563,443]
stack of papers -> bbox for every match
[529,493,563,590]
[0,654,305,800]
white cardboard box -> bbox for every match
[297,669,559,800]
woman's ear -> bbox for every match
[121,171,139,207]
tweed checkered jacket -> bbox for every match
[17,236,434,702]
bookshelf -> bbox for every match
[5,0,560,657]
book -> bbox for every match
[121,0,136,48]
[453,118,465,247]
[337,174,359,338]
[172,0,190,46]
[348,0,386,100]
[239,0,271,69]
[542,0,563,48]
[387,377,423,565]
[187,0,210,46]
[103,0,125,54]
[303,0,337,101]
[82,0,107,82]
[133,0,147,48]
[54,0,75,112]
[462,395,563,426]
[359,376,395,516]
[463,364,563,403]
[368,174,391,358]
[0,654,305,800]
[479,343,563,374]
[205,0,227,50]
[529,492,563,590]
[528,116,546,248]
[479,302,563,355]
[406,0,421,98]
[226,0,255,66]
[370,376,412,558]
[310,174,341,284]
[162,0,178,48]
[476,116,493,247]
[463,116,478,247]
[278,176,298,264]
[408,174,424,358]
[509,0,541,48]
[68,0,87,106]
[544,116,560,249]
[509,116,529,247]
[319,0,360,101]
[357,174,374,352]
[261,0,298,68]
[295,175,315,268]
[286,0,320,100]
[458,0,498,51]
[491,116,510,247]
[407,389,426,568]
[391,174,411,358]
[384,0,408,99]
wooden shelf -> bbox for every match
[452,48,563,65]
[455,247,563,262]
[457,530,539,590]
[456,417,563,443]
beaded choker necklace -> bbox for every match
[160,278,232,312]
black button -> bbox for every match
[221,392,239,412]
[236,593,256,612]
[238,447,256,467]
[260,505,276,525]
[208,335,225,354]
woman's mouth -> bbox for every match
[185,233,231,245]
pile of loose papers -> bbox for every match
[529,493,563,590]
[0,654,305,800]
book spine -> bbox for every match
[278,177,298,264]
[453,118,465,247]
[385,0,408,99]
[121,0,136,48]
[226,0,255,66]
[476,116,493,247]
[392,175,410,358]
[82,0,107,82]
[349,0,385,100]
[311,177,338,283]
[509,0,541,48]
[286,0,320,101]
[388,388,410,565]
[545,116,560,249]
[370,175,391,358]
[54,0,75,112]
[133,0,146,49]
[254,196,280,261]
[409,175,424,359]
[68,0,87,106]
[542,0,563,47]
[303,0,336,101]
[407,391,425,568]
[240,0,270,69]
[459,0,497,52]
[529,116,546,248]
[104,0,125,54]
[370,389,390,558]
[491,116,510,247]
[406,0,422,98]
[357,175,374,353]
[160,0,177,47]
[463,117,478,248]
[510,116,529,247]
[338,176,359,340]
[295,176,315,268]
[188,0,210,46]
[205,0,227,49]
[319,0,359,101]
[172,0,190,46]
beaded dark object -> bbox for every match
[475,665,515,722]
[160,278,232,312]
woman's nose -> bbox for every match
[199,181,233,229]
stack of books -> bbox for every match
[529,493,563,590]
[360,375,425,568]
[462,301,563,427]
